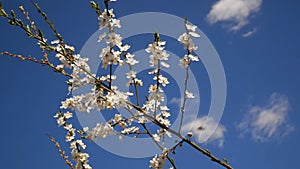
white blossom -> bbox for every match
[146,41,169,67]
[98,9,114,30]
[152,134,160,142]
[126,70,137,79]
[107,32,122,47]
[71,140,87,150]
[53,111,73,126]
[149,154,166,169]
[55,64,64,70]
[119,44,130,52]
[64,112,73,119]
[88,123,113,140]
[125,53,139,66]
[160,61,170,68]
[179,55,189,68]
[51,39,60,44]
[66,128,76,142]
[83,127,89,133]
[185,90,195,99]
[178,33,198,52]
[72,149,89,163]
[156,115,171,127]
[161,111,171,118]
[189,31,200,38]
[65,44,75,52]
[60,93,98,113]
[121,126,139,135]
[153,75,169,87]
[105,87,131,109]
[64,124,73,130]
[83,163,92,169]
[178,21,200,52]
[186,22,197,32]
[188,54,199,62]
[98,32,107,42]
[56,117,65,126]
[55,53,71,69]
[134,79,143,86]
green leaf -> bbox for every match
[154,32,160,42]
[223,157,228,164]
[90,1,101,15]
[45,45,55,52]
[90,1,97,8]
[25,25,31,33]
[66,81,73,86]
[8,19,15,25]
[15,19,23,26]
[26,29,34,38]
[0,8,8,17]
[38,29,43,38]
[10,9,16,18]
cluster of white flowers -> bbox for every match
[105,86,133,109]
[124,52,138,66]
[125,69,143,87]
[121,126,140,135]
[50,39,97,93]
[144,38,171,126]
[48,1,204,168]
[140,36,174,149]
[178,21,200,52]
[99,46,121,68]
[149,154,166,169]
[146,40,170,68]
[72,147,92,169]
[178,20,200,68]
[153,75,169,87]
[149,149,170,169]
[98,8,120,31]
[97,6,136,71]
[53,111,92,168]
[156,105,171,128]
[177,20,200,110]
[53,111,72,126]
[86,123,114,140]
[60,91,100,113]
[51,40,74,68]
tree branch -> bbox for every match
[47,134,74,169]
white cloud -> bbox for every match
[207,0,263,31]
[182,116,226,148]
[242,28,257,37]
[238,93,294,142]
[170,97,182,107]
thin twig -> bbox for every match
[142,123,177,169]
[47,134,74,169]
[154,59,161,117]
[31,0,65,44]
[109,64,112,88]
[126,102,234,169]
[0,51,71,78]
[178,65,189,134]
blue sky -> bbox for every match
[0,0,300,169]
